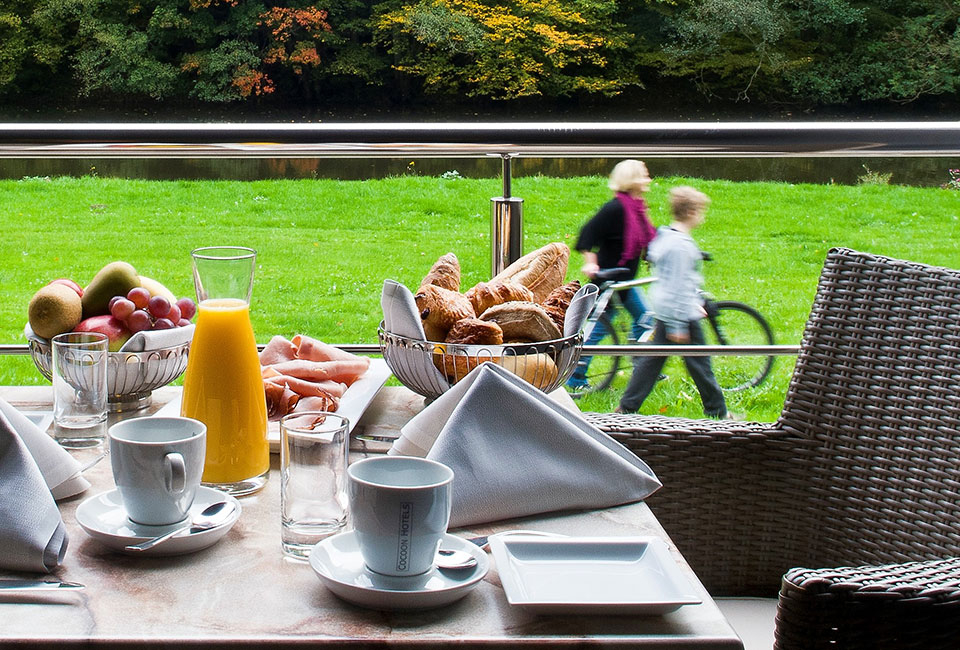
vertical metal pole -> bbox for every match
[490,154,523,276]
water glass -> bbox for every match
[280,412,349,559]
[52,332,109,448]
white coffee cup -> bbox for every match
[348,456,453,577]
[109,417,206,526]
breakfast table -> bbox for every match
[0,383,743,649]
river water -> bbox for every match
[1,156,956,186]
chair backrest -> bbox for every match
[780,247,960,566]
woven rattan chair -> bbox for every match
[585,247,960,649]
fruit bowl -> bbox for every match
[378,323,582,400]
[27,333,190,413]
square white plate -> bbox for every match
[24,411,53,433]
[488,536,702,615]
[154,357,391,453]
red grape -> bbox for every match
[166,303,181,323]
[127,309,151,333]
[108,296,122,311]
[111,297,135,321]
[147,296,170,319]
[127,287,151,310]
[153,318,175,330]
[177,318,191,327]
[176,298,196,320]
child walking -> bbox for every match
[617,186,728,418]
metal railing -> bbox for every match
[3,121,958,361]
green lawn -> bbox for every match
[3,173,958,421]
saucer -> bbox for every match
[309,532,489,611]
[75,486,242,556]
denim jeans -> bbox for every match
[569,287,654,382]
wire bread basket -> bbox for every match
[29,337,190,412]
[378,323,582,399]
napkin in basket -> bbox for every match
[564,283,598,337]
[388,363,661,527]
[120,323,194,352]
[0,399,82,572]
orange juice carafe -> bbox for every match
[181,246,269,496]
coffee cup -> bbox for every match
[347,456,453,577]
[108,417,206,526]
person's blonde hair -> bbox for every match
[669,186,710,223]
[608,160,649,194]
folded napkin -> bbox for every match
[120,323,194,352]
[0,399,89,501]
[0,400,77,572]
[381,279,427,340]
[564,283,598,337]
[389,363,661,527]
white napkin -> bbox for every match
[381,280,427,340]
[389,363,661,527]
[564,283,599,337]
[120,323,194,352]
[0,399,89,500]
[0,401,76,572]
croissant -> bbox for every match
[419,252,461,292]
[465,280,534,316]
[415,284,476,341]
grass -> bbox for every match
[3,173,958,422]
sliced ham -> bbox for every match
[259,335,298,365]
[282,400,340,429]
[261,334,369,421]
[268,359,370,387]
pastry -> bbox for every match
[479,301,562,342]
[490,242,569,302]
[433,319,503,380]
[541,280,581,333]
[419,252,461,292]
[465,280,534,315]
[414,284,475,341]
[497,353,559,390]
[444,318,504,345]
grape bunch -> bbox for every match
[108,288,197,333]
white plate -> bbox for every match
[309,532,489,611]
[155,358,392,452]
[488,536,701,615]
[75,486,241,556]
[23,411,53,433]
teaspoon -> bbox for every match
[125,501,236,552]
[436,547,478,570]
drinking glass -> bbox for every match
[280,412,349,559]
[181,246,269,496]
[52,332,109,448]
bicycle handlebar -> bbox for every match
[591,267,632,282]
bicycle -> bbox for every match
[566,260,776,397]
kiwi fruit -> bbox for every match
[28,284,83,339]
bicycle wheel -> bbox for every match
[565,313,622,398]
[702,301,775,392]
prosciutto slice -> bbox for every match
[261,334,369,421]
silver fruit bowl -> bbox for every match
[28,335,190,412]
[378,323,582,400]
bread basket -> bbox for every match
[28,335,190,412]
[378,323,582,399]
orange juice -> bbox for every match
[181,298,269,486]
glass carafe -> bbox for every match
[181,246,269,496]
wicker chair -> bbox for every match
[585,247,960,649]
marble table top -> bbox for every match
[0,384,742,649]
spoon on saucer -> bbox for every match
[436,548,478,570]
[125,501,236,552]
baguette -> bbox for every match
[490,242,569,302]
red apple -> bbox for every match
[48,278,84,298]
[73,315,131,352]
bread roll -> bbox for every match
[415,284,475,341]
[497,353,559,390]
[419,252,461,292]
[479,301,562,343]
[490,242,569,302]
[541,280,581,333]
[465,280,534,315]
[445,318,503,345]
